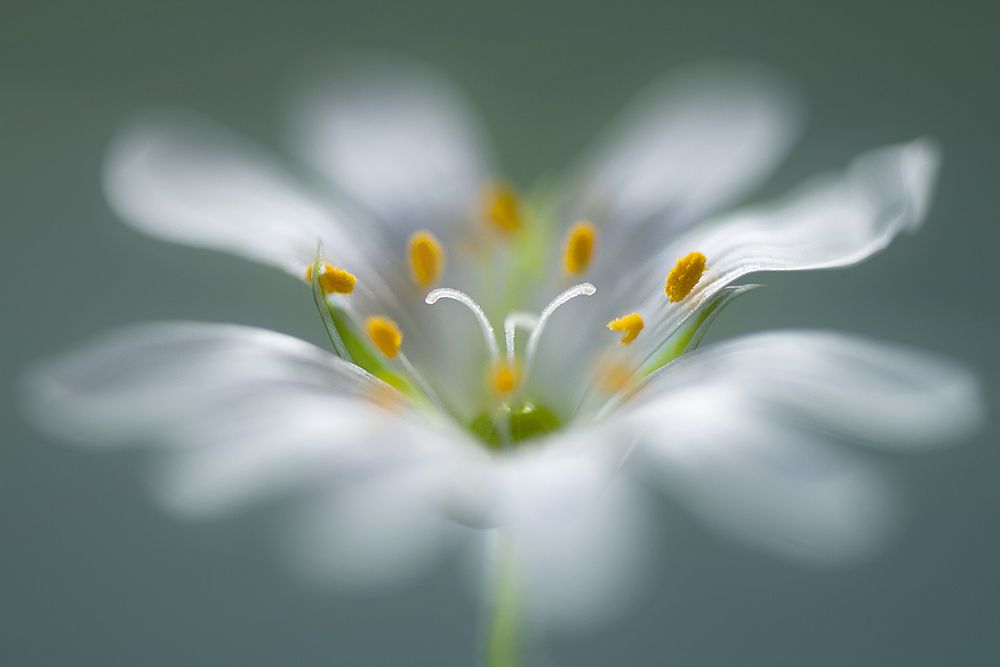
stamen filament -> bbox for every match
[523,282,596,383]
[425,287,500,361]
[503,312,539,363]
[396,351,451,415]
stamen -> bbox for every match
[425,288,500,361]
[491,361,520,396]
[365,315,403,359]
[483,185,522,235]
[607,312,644,345]
[524,282,597,379]
[562,221,597,275]
[305,262,356,295]
[408,231,445,287]
[503,312,539,363]
[368,383,405,412]
[594,357,638,394]
[665,251,707,303]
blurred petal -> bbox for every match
[654,330,983,448]
[102,112,483,399]
[627,139,940,357]
[635,406,894,563]
[285,466,464,588]
[24,321,465,517]
[287,58,493,238]
[567,63,801,244]
[27,321,377,443]
[104,110,370,277]
[459,441,649,628]
[152,393,442,518]
[615,330,982,562]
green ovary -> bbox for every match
[470,402,562,449]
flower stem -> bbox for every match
[487,537,521,667]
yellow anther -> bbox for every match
[305,262,356,295]
[365,315,403,359]
[594,358,638,394]
[490,361,520,396]
[369,383,405,413]
[562,221,597,275]
[408,231,445,287]
[607,312,644,345]
[484,185,522,235]
[665,251,707,303]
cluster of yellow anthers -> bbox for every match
[606,250,708,346]
[306,206,708,394]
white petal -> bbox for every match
[653,331,983,448]
[102,112,477,396]
[284,466,464,589]
[566,63,801,243]
[27,321,486,590]
[613,330,981,562]
[152,393,441,518]
[461,441,649,628]
[26,321,377,443]
[104,110,368,277]
[24,322,465,518]
[635,406,894,563]
[628,138,941,356]
[287,58,493,238]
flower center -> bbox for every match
[470,401,562,449]
[304,216,712,450]
[419,283,597,447]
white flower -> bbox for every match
[26,61,981,631]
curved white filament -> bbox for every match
[425,288,499,361]
[524,283,596,382]
[503,312,539,363]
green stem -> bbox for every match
[487,537,521,667]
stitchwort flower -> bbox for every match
[27,61,982,653]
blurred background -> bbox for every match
[1,0,997,664]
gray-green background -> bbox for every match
[2,0,997,664]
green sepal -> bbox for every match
[640,284,761,376]
[309,252,421,399]
[325,304,418,397]
[310,255,351,361]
